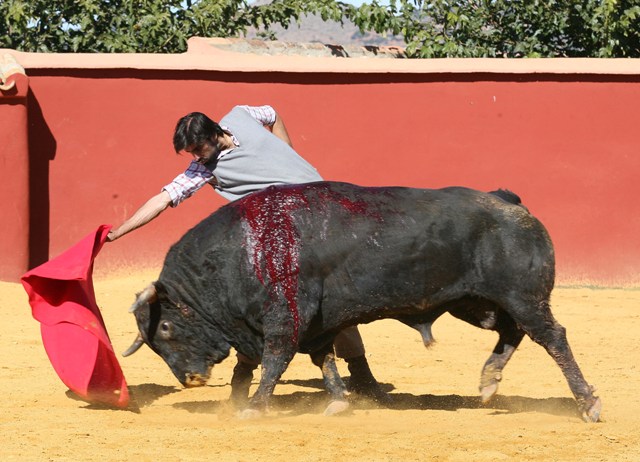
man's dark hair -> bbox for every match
[173,112,224,153]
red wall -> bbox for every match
[0,72,30,279]
[5,58,640,286]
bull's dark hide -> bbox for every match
[128,182,601,422]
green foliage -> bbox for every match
[0,0,638,56]
[348,0,640,58]
[0,0,349,52]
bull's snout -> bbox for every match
[183,373,209,387]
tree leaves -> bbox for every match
[0,0,638,56]
[347,0,640,58]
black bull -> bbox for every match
[126,182,601,422]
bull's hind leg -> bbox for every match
[509,298,601,422]
[310,348,350,416]
[477,314,525,403]
[446,304,525,403]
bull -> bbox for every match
[124,181,601,422]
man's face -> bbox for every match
[185,137,219,165]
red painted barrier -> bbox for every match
[0,55,29,280]
[1,41,639,286]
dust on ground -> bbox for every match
[1,272,638,461]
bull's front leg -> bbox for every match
[310,348,350,416]
[239,334,297,419]
[229,354,259,407]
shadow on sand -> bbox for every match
[63,383,175,413]
[382,392,579,419]
[65,383,181,413]
[127,383,182,408]
[139,377,581,420]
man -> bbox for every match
[108,105,389,404]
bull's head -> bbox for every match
[123,281,232,387]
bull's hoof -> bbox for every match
[237,408,263,420]
[480,383,499,403]
[581,397,602,423]
[323,399,350,416]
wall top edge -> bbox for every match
[2,37,639,76]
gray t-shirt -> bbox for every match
[213,106,322,201]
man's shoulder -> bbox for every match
[221,106,267,132]
[221,106,252,124]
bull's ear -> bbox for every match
[129,282,158,313]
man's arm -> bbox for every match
[239,105,294,148]
[107,190,172,242]
[271,111,293,148]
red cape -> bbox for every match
[21,225,130,408]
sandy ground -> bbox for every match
[1,271,639,461]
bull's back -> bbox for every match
[162,182,554,331]
[289,183,554,321]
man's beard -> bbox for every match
[201,147,221,169]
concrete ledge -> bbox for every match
[0,53,28,97]
[1,37,639,75]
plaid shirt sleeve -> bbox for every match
[162,161,216,207]
[238,105,277,126]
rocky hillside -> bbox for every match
[247,2,405,47]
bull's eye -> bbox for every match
[158,321,173,339]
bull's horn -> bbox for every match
[122,333,144,357]
[129,283,158,313]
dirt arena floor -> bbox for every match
[2,271,639,461]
